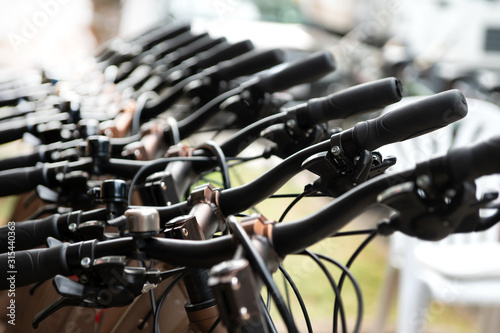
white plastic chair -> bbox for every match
[372,97,500,333]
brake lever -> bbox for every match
[301,144,396,197]
[220,91,290,128]
[262,122,331,159]
[378,177,499,240]
[33,254,161,328]
[32,294,97,329]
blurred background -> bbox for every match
[2,1,500,332]
[2,0,500,100]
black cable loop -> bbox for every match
[133,91,158,135]
[278,190,309,223]
[149,260,157,317]
[332,230,376,333]
[279,264,313,333]
[197,140,231,189]
[226,153,268,168]
[331,228,378,237]
[166,116,180,145]
[260,296,278,333]
[137,267,188,330]
[153,271,189,333]
[301,250,348,333]
[227,216,298,333]
[127,156,216,205]
[333,230,377,332]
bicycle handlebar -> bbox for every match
[218,77,403,161]
[4,244,71,289]
[175,51,336,139]
[191,40,254,72]
[348,90,466,153]
[209,49,285,83]
[6,133,499,289]
[305,77,403,124]
[0,111,69,144]
[141,49,284,122]
[0,157,147,197]
[216,90,467,214]
[249,51,336,93]
[0,215,60,252]
[0,90,468,255]
[446,136,500,183]
[0,208,108,252]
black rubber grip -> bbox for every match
[169,36,225,68]
[0,117,29,144]
[0,165,47,197]
[154,32,208,62]
[446,136,500,182]
[252,51,336,93]
[211,49,285,82]
[140,22,191,50]
[0,151,41,171]
[352,89,468,151]
[305,77,403,124]
[195,40,254,70]
[0,244,70,289]
[0,215,61,252]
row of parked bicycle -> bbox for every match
[0,20,499,333]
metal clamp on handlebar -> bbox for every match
[301,133,396,197]
[121,120,166,161]
[178,183,225,239]
[239,215,280,272]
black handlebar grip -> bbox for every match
[0,215,61,252]
[141,22,191,50]
[211,49,285,82]
[0,244,70,289]
[0,165,47,197]
[446,136,500,182]
[352,90,468,151]
[169,36,225,67]
[252,51,336,93]
[0,118,29,144]
[195,40,254,70]
[305,77,403,125]
[0,151,41,171]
